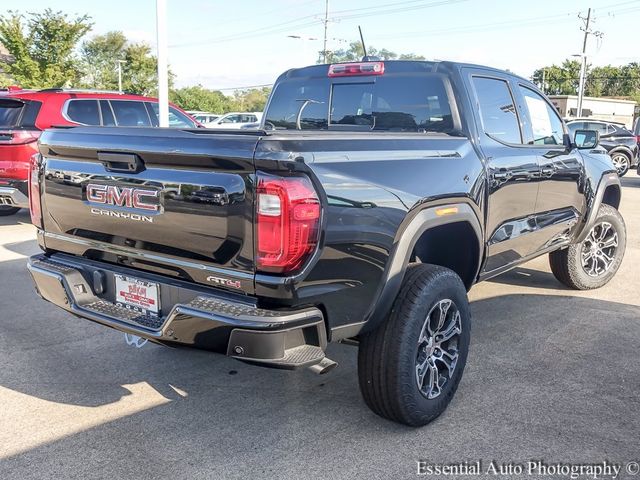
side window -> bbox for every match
[145,103,196,128]
[145,103,159,127]
[168,107,196,128]
[472,77,522,144]
[110,100,151,127]
[100,100,116,126]
[587,122,611,135]
[518,86,564,145]
[66,100,100,125]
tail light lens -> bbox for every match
[256,173,321,274]
[328,62,385,77]
[0,129,40,145]
[28,153,42,227]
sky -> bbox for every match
[16,0,640,91]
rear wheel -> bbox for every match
[549,204,625,290]
[610,152,630,177]
[0,206,20,216]
[357,264,470,426]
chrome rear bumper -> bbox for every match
[0,186,28,208]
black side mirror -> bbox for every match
[573,129,599,149]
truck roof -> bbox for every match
[285,59,532,86]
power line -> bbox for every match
[214,83,273,91]
[170,0,468,48]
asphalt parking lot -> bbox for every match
[1,181,639,480]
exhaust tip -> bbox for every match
[308,357,338,375]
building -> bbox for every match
[549,95,636,129]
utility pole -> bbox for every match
[576,8,603,117]
[116,60,125,92]
[322,0,329,64]
[156,0,169,127]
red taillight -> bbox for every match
[0,129,40,145]
[256,173,321,274]
[28,153,42,227]
[328,62,385,77]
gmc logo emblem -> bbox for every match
[86,184,160,212]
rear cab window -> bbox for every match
[264,62,457,133]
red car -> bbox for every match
[0,87,198,216]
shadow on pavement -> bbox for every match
[0,209,31,226]
[2,253,639,479]
[2,239,40,257]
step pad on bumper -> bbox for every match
[84,300,164,330]
[28,253,327,369]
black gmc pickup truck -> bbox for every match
[27,60,625,426]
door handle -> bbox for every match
[492,170,513,180]
[98,152,144,173]
[541,165,555,177]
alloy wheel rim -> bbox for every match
[581,221,618,277]
[415,299,462,399]
[611,154,628,175]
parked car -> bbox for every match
[186,111,220,125]
[204,112,262,129]
[0,87,198,216]
[239,122,261,130]
[566,119,638,176]
[28,60,624,427]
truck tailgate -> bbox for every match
[37,127,259,293]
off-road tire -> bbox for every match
[0,206,20,216]
[549,204,625,290]
[357,264,471,427]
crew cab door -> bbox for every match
[467,73,541,274]
[513,84,584,253]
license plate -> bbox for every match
[114,275,159,316]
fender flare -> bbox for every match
[359,201,483,335]
[575,172,620,243]
[607,146,633,159]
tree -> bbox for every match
[532,59,640,99]
[170,85,228,113]
[320,41,425,64]
[227,87,271,112]
[0,9,92,88]
[80,31,127,89]
[120,42,171,96]
[532,59,583,96]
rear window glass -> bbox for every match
[111,100,151,127]
[0,99,25,127]
[264,75,454,133]
[66,100,100,125]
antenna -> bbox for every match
[358,25,367,59]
